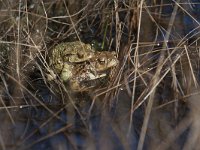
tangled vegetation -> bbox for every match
[0,0,200,150]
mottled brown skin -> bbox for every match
[48,41,95,81]
[51,41,95,64]
[48,41,118,91]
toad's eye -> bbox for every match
[77,51,84,58]
[98,57,106,64]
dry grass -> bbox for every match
[0,0,200,150]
